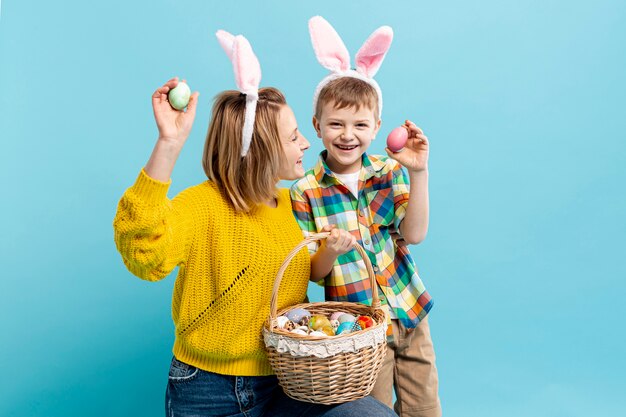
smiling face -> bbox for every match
[313,101,381,174]
[277,105,310,180]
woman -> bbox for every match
[113,31,396,417]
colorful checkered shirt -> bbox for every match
[290,151,433,330]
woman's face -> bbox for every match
[277,105,310,180]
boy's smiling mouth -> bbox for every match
[336,144,358,151]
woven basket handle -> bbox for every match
[269,232,380,321]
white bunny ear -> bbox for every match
[232,35,261,96]
[216,31,261,95]
[216,30,235,59]
[309,16,351,72]
[355,26,393,78]
[216,30,262,156]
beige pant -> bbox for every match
[370,317,442,417]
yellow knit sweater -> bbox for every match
[113,169,310,376]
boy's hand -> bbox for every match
[320,225,356,256]
[385,120,429,173]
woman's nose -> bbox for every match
[300,135,310,150]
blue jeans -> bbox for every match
[165,356,397,417]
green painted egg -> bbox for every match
[168,81,191,110]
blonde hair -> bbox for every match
[315,77,379,121]
[203,87,286,212]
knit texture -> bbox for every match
[113,169,310,376]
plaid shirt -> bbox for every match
[290,151,433,330]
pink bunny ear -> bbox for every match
[309,16,351,72]
[232,35,261,96]
[216,30,235,59]
[355,26,393,78]
[216,30,262,156]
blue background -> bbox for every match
[1,1,625,416]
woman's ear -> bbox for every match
[312,116,322,138]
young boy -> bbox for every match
[290,73,441,416]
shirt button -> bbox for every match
[364,239,371,245]
[373,265,379,272]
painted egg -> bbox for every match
[337,313,356,324]
[386,126,408,152]
[351,322,363,332]
[294,325,309,334]
[168,81,191,110]
[290,328,308,336]
[320,325,336,336]
[330,319,340,331]
[330,311,346,322]
[357,315,375,329]
[336,321,355,335]
[285,308,311,324]
[276,316,297,331]
[275,316,290,329]
[309,315,331,331]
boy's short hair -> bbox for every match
[202,87,286,212]
[315,77,380,120]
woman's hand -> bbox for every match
[144,77,200,182]
[152,77,200,148]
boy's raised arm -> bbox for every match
[386,120,430,245]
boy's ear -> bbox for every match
[312,116,322,138]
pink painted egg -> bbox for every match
[330,311,346,322]
[386,127,408,152]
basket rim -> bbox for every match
[268,232,381,332]
[264,301,387,340]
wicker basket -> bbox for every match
[263,232,388,405]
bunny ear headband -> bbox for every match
[309,16,393,119]
[216,30,262,157]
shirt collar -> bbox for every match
[313,151,386,188]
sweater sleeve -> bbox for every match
[113,169,193,282]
